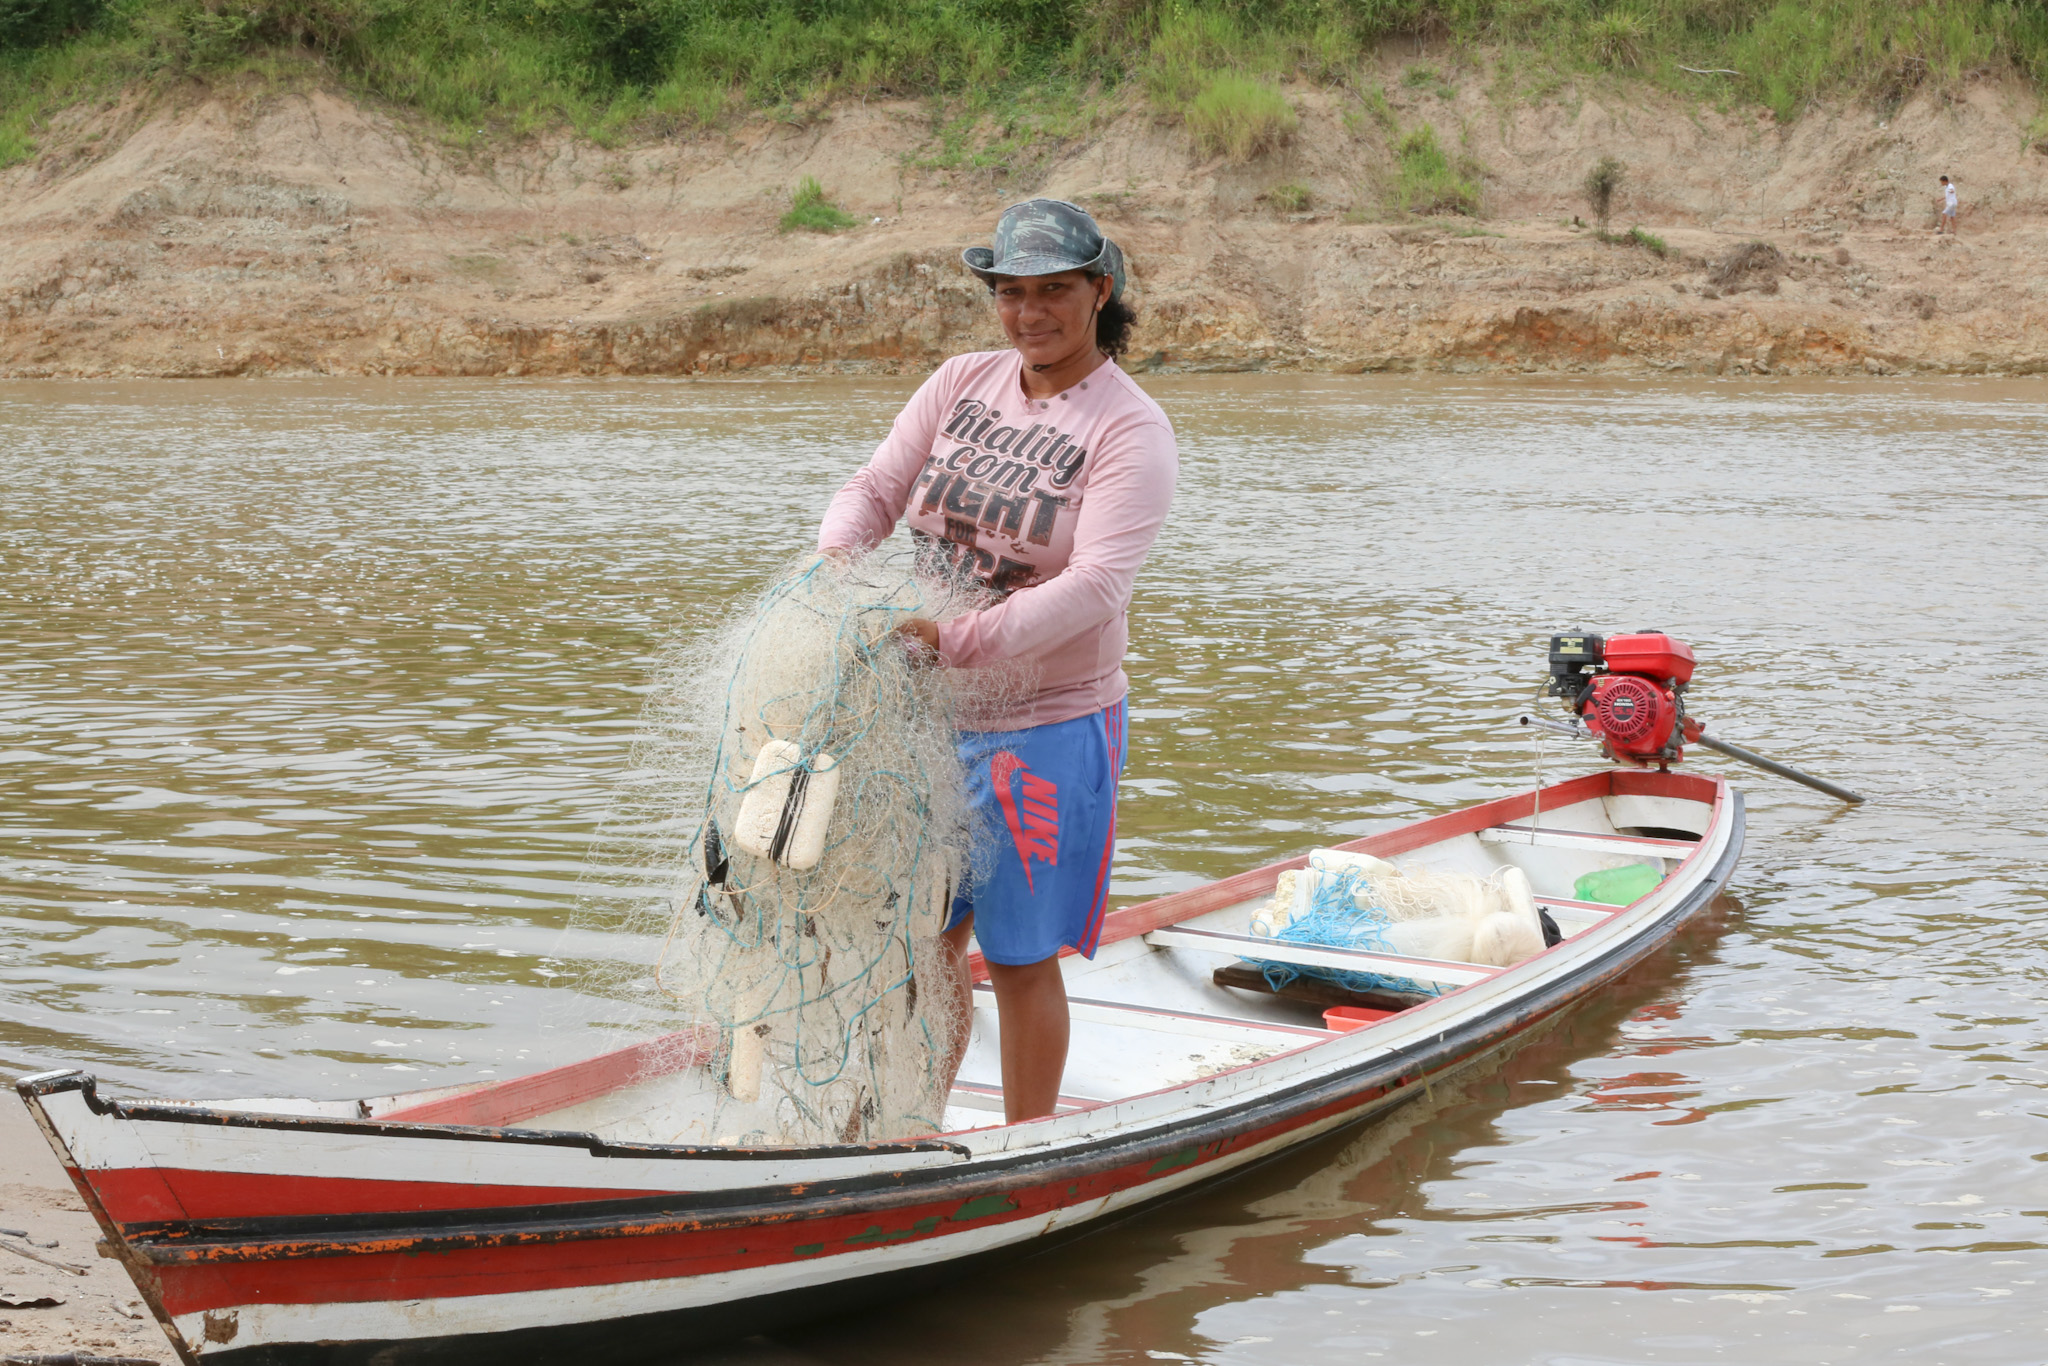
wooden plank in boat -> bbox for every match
[1144,926,1496,988]
[972,986,1331,1042]
[1478,825,1697,859]
[949,1079,1100,1114]
[1538,895,1631,925]
[1538,895,1631,914]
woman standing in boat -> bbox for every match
[817,199,1178,1123]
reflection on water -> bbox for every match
[3,376,2045,1362]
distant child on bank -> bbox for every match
[1938,175,1959,235]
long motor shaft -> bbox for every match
[1517,714,1865,804]
[1692,732,1864,804]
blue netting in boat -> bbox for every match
[1248,864,1444,999]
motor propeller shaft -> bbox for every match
[1517,714,1864,804]
[1691,731,1865,804]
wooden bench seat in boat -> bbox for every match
[947,1078,1103,1115]
[970,984,1331,1043]
[1477,825,1696,859]
[1145,925,1499,989]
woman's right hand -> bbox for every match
[897,617,941,663]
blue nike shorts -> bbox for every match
[946,696,1128,966]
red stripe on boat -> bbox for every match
[145,1083,1403,1317]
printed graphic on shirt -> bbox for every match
[990,750,1060,892]
[908,397,1091,591]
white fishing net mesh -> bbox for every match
[572,551,1020,1146]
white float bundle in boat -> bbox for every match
[1249,850,1548,997]
[634,552,1010,1146]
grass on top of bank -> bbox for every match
[1,0,2046,166]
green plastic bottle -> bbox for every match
[1573,863,1664,906]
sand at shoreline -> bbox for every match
[1,1090,176,1361]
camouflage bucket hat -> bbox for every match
[963,198,1127,301]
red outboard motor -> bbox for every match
[1544,631,1704,768]
[1529,630,1863,801]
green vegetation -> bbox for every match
[1400,62,1455,100]
[0,0,2045,166]
[1264,180,1311,212]
[0,0,95,47]
[1183,71,1295,160]
[1585,11,1649,71]
[779,176,856,233]
[1389,123,1482,216]
[1137,7,1300,161]
[1578,159,1663,251]
[1355,81,1397,132]
[915,91,1094,175]
[1623,224,1668,255]
[1584,155,1624,234]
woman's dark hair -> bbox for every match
[1096,292,1138,360]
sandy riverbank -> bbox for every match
[2,68,2045,380]
[1,1094,171,1362]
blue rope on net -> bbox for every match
[1247,864,1444,999]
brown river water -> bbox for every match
[2,376,2044,1363]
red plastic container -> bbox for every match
[1600,631,1695,685]
[1324,1005,1400,1032]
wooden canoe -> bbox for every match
[16,767,1742,1365]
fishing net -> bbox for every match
[571,550,1021,1147]
[1247,852,1545,998]
[1250,860,1449,998]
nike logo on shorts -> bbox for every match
[990,750,1059,892]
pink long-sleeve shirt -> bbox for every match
[818,349,1178,731]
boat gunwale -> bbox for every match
[16,1069,978,1162]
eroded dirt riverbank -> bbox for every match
[3,75,2046,378]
